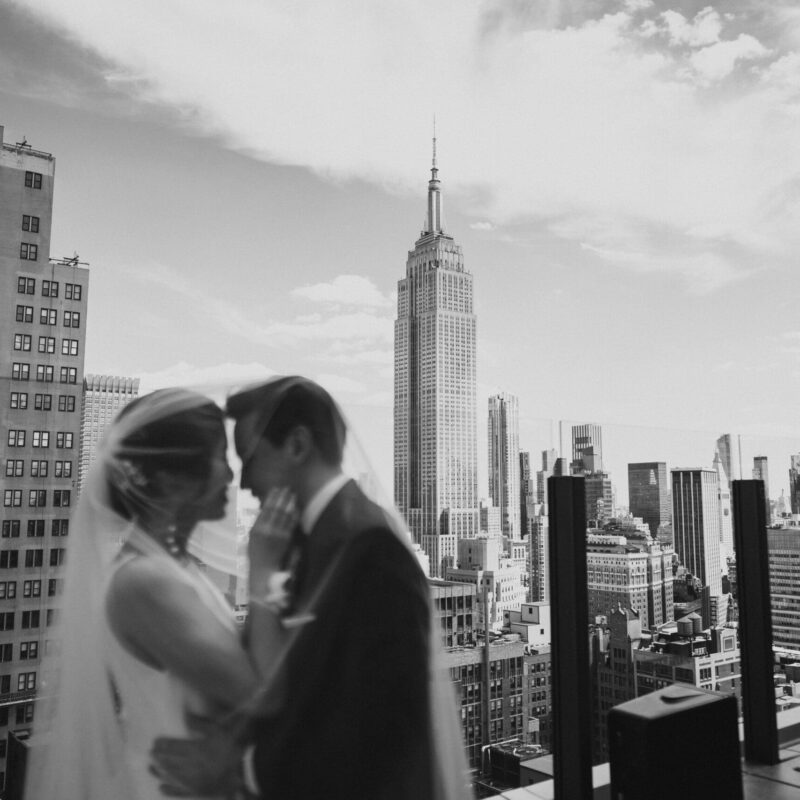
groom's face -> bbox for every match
[237,431,292,503]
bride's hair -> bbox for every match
[107,390,225,520]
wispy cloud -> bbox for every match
[292,274,393,308]
[10,1,800,289]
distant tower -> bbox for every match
[628,462,669,540]
[488,393,521,539]
[712,449,734,551]
[79,375,140,494]
[752,456,770,520]
[671,468,722,598]
[394,130,478,576]
[572,423,603,474]
[536,448,558,504]
[789,454,800,515]
[715,433,739,483]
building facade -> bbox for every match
[789,455,800,516]
[488,393,520,539]
[752,455,771,521]
[571,423,603,474]
[394,138,478,577]
[767,527,800,651]
[627,462,670,540]
[0,128,88,788]
[78,375,140,494]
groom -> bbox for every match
[153,376,435,799]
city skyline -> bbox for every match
[2,2,800,501]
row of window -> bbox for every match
[24,171,42,189]
[0,640,40,661]
[15,306,81,327]
[5,460,73,478]
[3,490,71,508]
[17,277,82,300]
[0,701,35,729]
[10,393,75,412]
[2,520,69,538]
[11,364,78,384]
[13,335,81,357]
[0,548,67,568]
[0,610,52,632]
[6,431,74,448]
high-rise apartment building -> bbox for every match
[78,375,140,494]
[571,423,603,474]
[488,393,521,539]
[394,138,478,576]
[519,451,535,537]
[767,527,800,652]
[671,468,722,598]
[0,127,88,786]
[712,450,734,551]
[789,455,800,515]
[628,462,669,540]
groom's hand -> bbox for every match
[151,714,243,797]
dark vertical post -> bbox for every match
[548,476,593,799]
[731,479,779,765]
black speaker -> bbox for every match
[609,684,743,800]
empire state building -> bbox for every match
[394,137,478,577]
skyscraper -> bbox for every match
[715,433,739,484]
[671,468,722,597]
[752,455,770,521]
[79,375,140,494]
[572,423,603,474]
[789,454,800,515]
[712,450,734,551]
[488,393,520,539]
[1,127,89,781]
[628,462,669,540]
[394,136,478,576]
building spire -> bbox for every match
[426,116,443,235]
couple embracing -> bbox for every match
[26,376,469,800]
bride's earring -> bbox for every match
[164,524,181,557]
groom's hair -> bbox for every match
[227,377,346,466]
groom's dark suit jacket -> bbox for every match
[250,479,435,800]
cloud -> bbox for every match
[292,274,393,308]
[470,221,496,231]
[10,1,800,288]
[138,361,276,397]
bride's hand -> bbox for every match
[248,487,297,576]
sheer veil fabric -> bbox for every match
[25,380,470,800]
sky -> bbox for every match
[2,0,800,502]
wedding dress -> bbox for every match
[104,547,238,800]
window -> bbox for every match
[19,243,38,261]
[16,702,34,724]
[0,644,11,662]
[51,519,69,537]
[22,580,41,598]
[32,431,50,448]
[10,392,28,409]
[57,395,75,412]
[36,365,54,383]
[4,460,23,478]
[12,362,30,381]
[21,214,40,233]
[61,339,79,356]
[2,491,22,508]
[55,432,73,449]
[1,521,20,538]
[53,490,71,508]
[17,276,35,294]
[54,460,71,478]
[24,549,43,568]
[46,609,58,626]
[47,578,61,597]
[7,430,26,447]
[21,611,40,629]
[13,334,31,351]
[19,641,38,660]
[34,394,52,411]
[65,283,82,300]
[15,305,33,323]
[0,583,16,600]
[40,308,57,325]
[26,520,44,538]
[49,548,66,567]
[0,615,14,632]
[28,490,46,508]
[17,672,36,692]
[38,336,56,354]
[0,551,19,568]
[42,280,59,298]
[0,675,9,695]
[63,311,81,328]
[59,367,77,384]
[24,171,42,189]
[30,460,48,478]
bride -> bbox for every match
[25,387,290,800]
